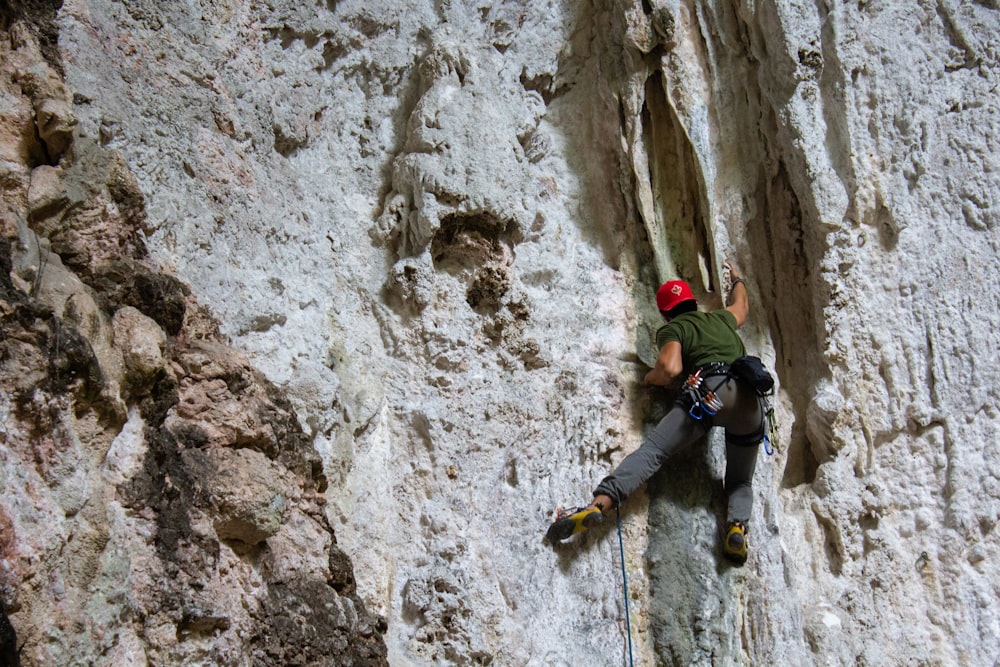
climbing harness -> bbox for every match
[683,358,780,456]
[616,508,634,667]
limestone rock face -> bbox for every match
[1,5,387,666]
[1,0,999,666]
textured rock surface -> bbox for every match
[1,0,999,665]
[1,4,387,666]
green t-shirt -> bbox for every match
[655,309,745,375]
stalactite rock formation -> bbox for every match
[1,1,998,665]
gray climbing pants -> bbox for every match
[593,372,764,523]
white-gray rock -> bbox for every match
[0,0,987,664]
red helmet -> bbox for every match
[656,280,695,312]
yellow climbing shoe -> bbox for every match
[724,521,748,565]
[546,505,604,542]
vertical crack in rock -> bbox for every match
[639,69,714,292]
[724,5,830,491]
[749,159,821,489]
[629,2,845,663]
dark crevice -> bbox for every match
[519,67,568,106]
[640,70,713,292]
[430,211,521,275]
[745,159,821,488]
[816,511,844,576]
[0,0,65,75]
[0,604,20,667]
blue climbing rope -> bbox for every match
[616,508,634,667]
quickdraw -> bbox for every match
[762,398,778,456]
[683,368,727,421]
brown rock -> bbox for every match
[181,447,291,545]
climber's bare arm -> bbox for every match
[644,341,683,386]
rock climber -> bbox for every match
[547,259,770,564]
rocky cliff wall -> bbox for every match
[1,0,998,665]
[1,2,387,665]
